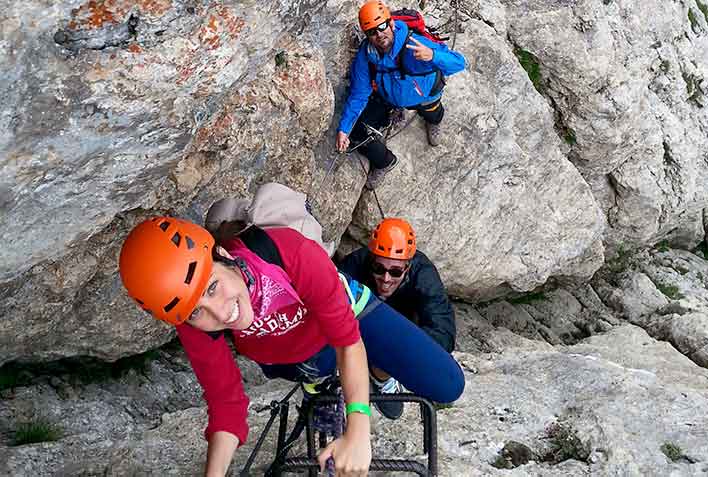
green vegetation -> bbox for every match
[606,244,632,274]
[655,240,670,252]
[508,292,547,305]
[695,241,708,260]
[275,51,287,68]
[659,60,670,73]
[688,8,701,34]
[544,422,590,463]
[12,419,63,446]
[661,442,684,462]
[514,48,543,93]
[697,0,708,23]
[655,282,684,300]
[563,127,577,146]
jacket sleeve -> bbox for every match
[176,324,250,445]
[426,38,467,76]
[337,45,374,135]
[336,247,370,279]
[413,261,457,352]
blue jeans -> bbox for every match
[259,291,464,404]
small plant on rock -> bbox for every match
[12,419,63,446]
[655,240,670,252]
[543,422,590,464]
[514,47,543,93]
[491,441,538,469]
[688,8,701,34]
[655,282,684,300]
[606,244,632,274]
[697,0,708,22]
[661,442,684,462]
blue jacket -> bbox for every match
[338,21,467,135]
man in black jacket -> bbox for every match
[338,217,456,418]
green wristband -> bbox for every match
[345,402,371,417]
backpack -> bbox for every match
[367,9,447,94]
[206,182,336,258]
[391,8,448,45]
[238,225,284,269]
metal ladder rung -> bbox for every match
[280,457,429,475]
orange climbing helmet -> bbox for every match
[119,217,214,326]
[359,1,391,31]
[368,217,416,260]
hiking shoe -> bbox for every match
[372,376,404,420]
[425,121,442,147]
[365,155,398,190]
[388,108,407,129]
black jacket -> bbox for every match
[338,247,456,352]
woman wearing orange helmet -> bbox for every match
[120,216,463,476]
[339,217,457,419]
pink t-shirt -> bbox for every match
[176,228,360,445]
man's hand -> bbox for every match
[406,37,433,62]
[317,413,372,476]
[336,131,350,152]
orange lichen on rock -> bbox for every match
[127,43,142,53]
[197,5,246,50]
[194,110,235,147]
[137,0,172,16]
[198,15,221,50]
[68,0,173,30]
[70,0,122,29]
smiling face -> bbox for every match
[368,19,395,54]
[185,257,254,333]
[370,255,409,299]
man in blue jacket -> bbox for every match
[338,217,457,419]
[336,1,467,189]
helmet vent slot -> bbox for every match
[159,221,170,231]
[164,297,180,313]
[185,261,197,284]
[171,232,182,247]
[135,299,144,305]
[185,236,195,249]
[395,248,403,254]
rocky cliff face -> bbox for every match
[1,2,707,472]
[1,0,706,364]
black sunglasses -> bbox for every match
[365,20,390,37]
[371,261,407,278]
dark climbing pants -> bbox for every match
[259,290,465,404]
[349,95,445,170]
